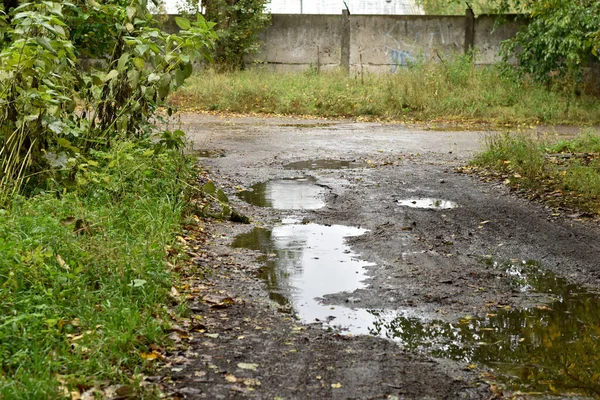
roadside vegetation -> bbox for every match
[176,0,271,70]
[0,143,193,398]
[170,59,600,126]
[0,1,219,397]
[469,130,600,216]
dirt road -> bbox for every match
[169,115,600,399]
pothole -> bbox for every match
[284,159,366,170]
[371,259,600,397]
[232,220,600,398]
[236,177,326,210]
[231,221,395,333]
[396,198,458,209]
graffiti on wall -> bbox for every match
[389,49,415,72]
[383,20,450,72]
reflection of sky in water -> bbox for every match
[396,198,458,209]
[234,222,384,333]
[233,222,600,396]
[237,178,326,210]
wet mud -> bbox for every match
[284,159,367,170]
[172,114,600,399]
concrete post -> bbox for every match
[341,9,350,72]
[464,7,475,56]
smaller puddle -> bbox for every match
[284,159,366,170]
[188,149,226,158]
[236,177,326,210]
[277,123,335,129]
[396,198,458,209]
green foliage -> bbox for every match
[0,1,220,395]
[500,0,600,85]
[474,133,547,182]
[178,0,270,70]
[0,142,193,398]
[417,0,600,91]
[473,130,600,213]
[546,131,600,154]
[0,1,78,197]
[0,0,216,198]
[415,0,498,15]
[170,59,600,125]
[67,0,130,58]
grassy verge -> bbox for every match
[0,141,192,398]
[469,130,600,215]
[169,59,600,126]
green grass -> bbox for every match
[170,58,600,126]
[472,130,600,214]
[0,141,192,398]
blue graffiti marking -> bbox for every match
[390,49,414,72]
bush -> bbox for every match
[0,0,216,198]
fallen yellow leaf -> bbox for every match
[238,362,259,371]
[243,378,261,386]
[140,352,158,360]
[56,254,70,270]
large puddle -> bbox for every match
[233,174,600,396]
[232,221,388,332]
[236,177,326,210]
[284,159,366,170]
[233,223,600,397]
[369,260,600,397]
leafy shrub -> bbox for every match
[0,0,216,198]
[178,0,271,70]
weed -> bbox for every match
[169,58,600,126]
[0,142,192,398]
[472,130,600,214]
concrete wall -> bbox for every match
[250,15,342,72]
[350,15,464,73]
[473,15,527,65]
[248,13,526,73]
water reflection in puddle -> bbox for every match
[370,260,600,397]
[236,177,326,210]
[284,159,366,170]
[396,198,458,209]
[232,222,385,333]
[233,219,600,397]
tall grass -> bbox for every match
[170,58,600,125]
[0,141,192,398]
[473,130,600,213]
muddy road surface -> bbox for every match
[169,115,600,399]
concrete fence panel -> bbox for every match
[163,13,527,72]
[250,14,343,71]
[473,15,527,65]
[350,15,464,73]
